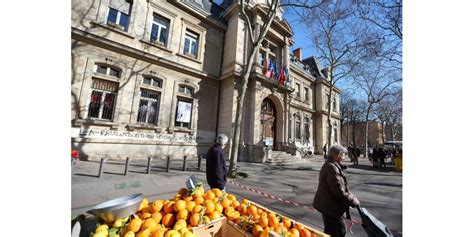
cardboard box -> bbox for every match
[192,217,251,237]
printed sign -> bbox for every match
[176,101,192,123]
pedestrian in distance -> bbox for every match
[353,146,360,165]
[347,144,353,163]
[379,147,387,168]
[368,145,374,162]
[206,134,229,191]
[313,144,361,237]
[323,143,327,161]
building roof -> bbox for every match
[302,56,327,80]
[184,0,226,23]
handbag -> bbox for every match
[357,206,394,237]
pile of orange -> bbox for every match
[91,185,317,237]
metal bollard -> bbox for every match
[147,156,153,174]
[182,156,187,171]
[124,157,130,175]
[98,158,107,178]
[166,156,171,172]
[197,155,202,171]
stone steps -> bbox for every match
[265,151,305,164]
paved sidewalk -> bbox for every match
[72,155,402,236]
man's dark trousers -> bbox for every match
[322,214,346,237]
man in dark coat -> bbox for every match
[313,144,360,237]
[206,134,229,191]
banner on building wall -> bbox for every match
[71,128,195,142]
[176,101,192,123]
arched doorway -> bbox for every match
[261,98,277,149]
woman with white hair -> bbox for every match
[312,144,360,237]
[205,134,229,191]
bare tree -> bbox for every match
[227,0,324,177]
[353,57,401,157]
[295,1,364,149]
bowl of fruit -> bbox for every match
[87,193,144,222]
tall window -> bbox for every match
[258,51,265,67]
[334,127,338,143]
[87,79,119,120]
[304,117,310,141]
[332,97,337,111]
[137,89,160,125]
[295,114,301,140]
[107,0,132,31]
[326,94,330,109]
[175,98,193,129]
[183,30,199,58]
[288,114,292,139]
[304,87,309,102]
[150,14,170,46]
[295,83,301,98]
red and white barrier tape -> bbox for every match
[229,180,314,211]
[229,180,401,235]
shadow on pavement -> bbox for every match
[348,164,396,173]
[364,182,402,188]
[74,173,99,178]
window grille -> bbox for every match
[88,79,119,120]
[137,89,160,125]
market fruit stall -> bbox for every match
[72,184,328,237]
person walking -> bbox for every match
[347,144,353,163]
[323,143,327,161]
[205,134,229,191]
[313,144,360,237]
[379,147,387,168]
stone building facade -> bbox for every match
[341,121,385,147]
[71,0,341,162]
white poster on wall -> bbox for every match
[176,101,192,123]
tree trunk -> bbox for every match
[364,103,373,158]
[381,120,385,144]
[326,68,334,149]
[227,1,278,178]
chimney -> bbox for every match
[293,48,302,61]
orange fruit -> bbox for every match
[140,212,152,219]
[193,204,203,214]
[294,223,304,231]
[269,216,279,227]
[164,201,175,213]
[151,212,162,223]
[231,200,240,208]
[152,228,167,237]
[259,216,269,228]
[164,230,181,237]
[151,200,164,213]
[174,200,186,212]
[205,200,215,214]
[282,218,291,228]
[224,207,235,216]
[299,228,311,237]
[177,209,188,220]
[247,205,258,216]
[142,218,159,232]
[161,213,175,227]
[189,213,201,226]
[268,212,276,219]
[241,199,250,205]
[252,224,263,237]
[259,227,270,237]
[185,201,196,212]
[227,210,240,221]
[136,228,151,237]
[175,219,187,228]
[227,194,237,202]
[141,207,152,214]
[204,190,216,200]
[215,203,223,214]
[220,198,231,209]
[184,196,193,202]
[173,194,182,201]
[194,196,204,205]
[289,228,300,237]
[209,211,220,220]
[138,198,149,212]
[128,218,143,233]
[211,188,223,197]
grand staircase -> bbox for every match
[265,150,309,165]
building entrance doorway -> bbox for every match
[261,98,282,150]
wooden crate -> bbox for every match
[192,217,251,237]
[249,200,329,237]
